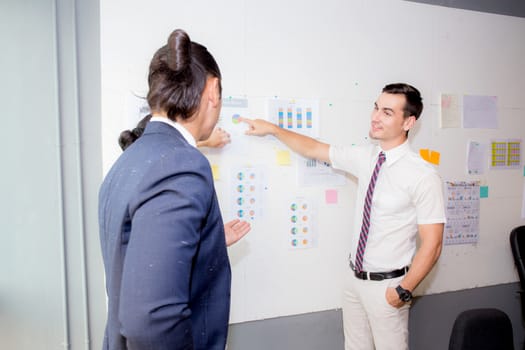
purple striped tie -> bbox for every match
[354,151,386,273]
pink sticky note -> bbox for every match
[325,189,338,204]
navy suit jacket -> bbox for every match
[99,121,230,350]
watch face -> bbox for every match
[396,286,412,302]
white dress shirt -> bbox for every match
[329,140,446,272]
[150,116,197,147]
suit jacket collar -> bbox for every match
[149,116,197,147]
[142,120,191,145]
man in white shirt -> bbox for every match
[240,83,446,350]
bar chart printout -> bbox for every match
[268,98,320,138]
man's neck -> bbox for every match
[380,137,408,151]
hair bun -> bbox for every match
[167,29,191,72]
[118,130,139,151]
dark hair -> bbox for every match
[147,29,222,122]
[382,83,423,120]
[118,114,152,151]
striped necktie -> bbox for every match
[354,151,386,273]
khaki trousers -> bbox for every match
[342,268,411,350]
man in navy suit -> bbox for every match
[98,29,245,350]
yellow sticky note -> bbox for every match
[429,150,441,165]
[276,150,291,165]
[419,148,430,161]
[211,164,220,180]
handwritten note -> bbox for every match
[440,94,461,128]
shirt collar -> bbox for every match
[379,140,411,167]
[150,116,197,147]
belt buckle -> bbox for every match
[354,270,369,280]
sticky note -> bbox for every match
[325,189,338,204]
[420,149,440,165]
[276,150,291,165]
[429,151,441,165]
[419,149,430,161]
[211,164,220,180]
[480,186,489,198]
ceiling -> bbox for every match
[404,0,525,18]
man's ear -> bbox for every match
[403,115,416,131]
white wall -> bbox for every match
[101,0,525,323]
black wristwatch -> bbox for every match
[395,285,413,302]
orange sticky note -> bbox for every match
[419,148,430,161]
[429,151,441,165]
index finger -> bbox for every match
[238,116,252,124]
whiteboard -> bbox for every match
[100,0,525,323]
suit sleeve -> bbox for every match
[118,163,211,349]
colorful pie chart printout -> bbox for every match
[288,197,317,249]
[231,166,265,222]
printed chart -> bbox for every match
[216,97,253,155]
[297,157,346,187]
[490,139,521,169]
[268,98,320,138]
[230,166,265,222]
[444,181,480,245]
[287,197,317,249]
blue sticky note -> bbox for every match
[480,186,489,198]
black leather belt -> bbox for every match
[350,261,409,281]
